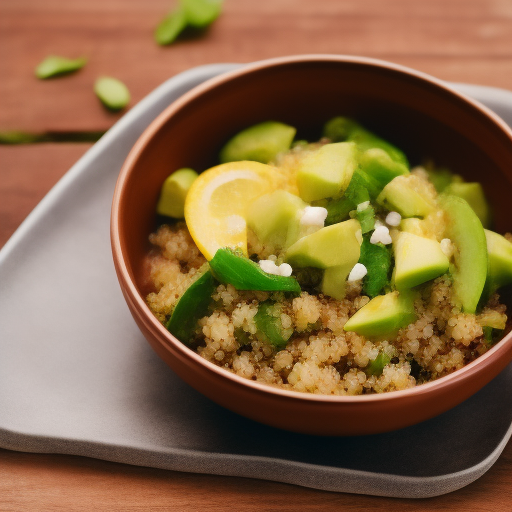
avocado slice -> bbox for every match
[321,263,354,300]
[445,182,490,228]
[285,219,361,269]
[247,190,306,249]
[377,175,436,218]
[156,168,198,218]
[297,142,357,202]
[483,229,512,293]
[399,218,426,237]
[439,194,488,314]
[344,290,417,338]
[219,121,296,164]
[393,232,450,289]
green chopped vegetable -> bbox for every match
[94,77,130,111]
[209,248,301,293]
[155,6,188,45]
[355,204,375,234]
[324,196,355,226]
[359,148,409,188]
[323,116,408,166]
[365,352,391,376]
[166,269,216,344]
[427,168,463,193]
[183,0,223,27]
[359,235,392,297]
[482,326,504,345]
[255,301,293,348]
[345,168,382,203]
[35,55,87,79]
[156,168,198,218]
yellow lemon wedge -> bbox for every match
[184,161,277,260]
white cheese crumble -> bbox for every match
[300,206,328,227]
[385,211,402,226]
[370,225,392,245]
[259,259,293,277]
[348,263,368,282]
[440,238,454,258]
[357,201,370,212]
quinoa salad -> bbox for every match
[143,118,512,395]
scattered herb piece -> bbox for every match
[0,131,105,145]
[254,301,293,349]
[365,352,391,376]
[155,6,188,45]
[35,55,87,79]
[359,234,392,297]
[94,77,130,111]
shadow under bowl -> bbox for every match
[111,55,512,436]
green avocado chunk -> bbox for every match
[285,219,361,269]
[482,229,512,298]
[156,168,198,218]
[445,182,490,228]
[297,142,357,202]
[359,235,392,297]
[343,290,417,338]
[323,117,408,166]
[209,248,301,293]
[166,269,216,344]
[246,190,306,250]
[439,194,488,314]
[377,175,436,218]
[321,263,355,301]
[393,232,449,290]
[255,301,293,349]
[219,121,296,164]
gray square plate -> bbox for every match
[1,63,512,499]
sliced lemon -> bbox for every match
[184,161,277,260]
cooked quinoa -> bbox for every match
[144,159,510,395]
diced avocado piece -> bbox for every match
[323,117,408,166]
[439,194,488,314]
[297,142,357,202]
[166,269,216,344]
[156,168,198,218]
[445,182,490,228]
[355,204,375,234]
[324,196,355,226]
[255,301,293,349]
[365,352,392,377]
[483,229,512,293]
[400,218,426,237]
[285,219,361,269]
[219,121,296,164]
[359,235,392,297]
[344,290,417,338]
[359,148,409,189]
[321,263,354,300]
[247,190,306,249]
[393,232,450,289]
[209,248,301,293]
[427,168,463,193]
[377,175,436,218]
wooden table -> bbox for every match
[1,1,512,509]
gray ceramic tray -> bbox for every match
[1,63,512,499]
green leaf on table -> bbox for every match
[35,55,87,79]
[94,77,130,111]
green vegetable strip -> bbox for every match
[355,205,375,234]
[166,270,216,344]
[254,302,292,349]
[35,56,87,79]
[209,248,301,293]
[359,235,392,297]
[324,197,355,226]
[365,352,391,376]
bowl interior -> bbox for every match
[118,57,512,297]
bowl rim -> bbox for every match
[111,53,512,404]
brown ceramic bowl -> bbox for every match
[111,55,512,436]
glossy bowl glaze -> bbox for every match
[111,55,512,436]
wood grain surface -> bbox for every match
[1,0,512,510]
